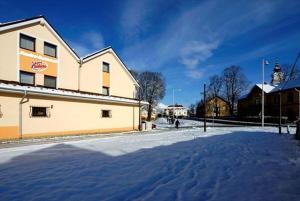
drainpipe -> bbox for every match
[135,83,142,131]
[19,90,28,139]
[78,59,83,91]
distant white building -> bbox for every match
[164,104,188,118]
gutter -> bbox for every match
[0,87,147,106]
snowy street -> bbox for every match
[0,127,300,201]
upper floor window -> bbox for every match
[44,75,57,88]
[20,34,35,51]
[103,62,110,73]
[20,71,34,85]
[103,87,109,96]
[44,42,57,58]
[255,97,261,105]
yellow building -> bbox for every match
[0,16,147,140]
[198,96,230,117]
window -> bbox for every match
[44,42,57,58]
[44,75,57,88]
[287,92,294,103]
[20,71,34,85]
[255,97,261,105]
[20,34,35,51]
[103,62,110,73]
[103,87,109,95]
[101,110,111,118]
[31,107,49,117]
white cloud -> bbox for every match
[120,0,155,42]
[70,31,105,57]
[180,40,219,69]
[185,69,205,79]
[120,0,300,78]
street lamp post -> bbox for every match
[279,88,282,134]
[261,59,269,127]
[203,83,207,132]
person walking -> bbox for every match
[175,119,180,129]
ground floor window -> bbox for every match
[44,75,57,88]
[101,110,111,118]
[31,106,50,117]
[20,71,35,85]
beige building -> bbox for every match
[0,16,147,140]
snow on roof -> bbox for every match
[167,104,187,108]
[156,103,168,109]
[255,84,275,93]
[0,83,148,105]
[239,83,275,100]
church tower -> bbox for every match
[271,61,284,85]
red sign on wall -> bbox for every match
[31,61,48,72]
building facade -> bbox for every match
[238,84,275,117]
[164,104,188,118]
[197,96,230,117]
[0,16,146,140]
[238,81,300,121]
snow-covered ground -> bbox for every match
[155,118,225,129]
[0,127,299,201]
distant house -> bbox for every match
[238,84,275,117]
[238,79,300,121]
[164,104,188,118]
[197,96,230,117]
[238,62,300,121]
[266,78,300,120]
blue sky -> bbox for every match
[1,0,300,106]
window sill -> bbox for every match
[20,47,36,52]
[44,53,57,58]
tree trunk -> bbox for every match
[147,104,153,121]
[230,95,235,116]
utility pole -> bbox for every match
[172,89,175,121]
[204,83,207,132]
[279,89,282,134]
[295,88,300,119]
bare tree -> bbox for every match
[281,64,300,81]
[222,66,249,116]
[188,104,196,116]
[208,75,223,97]
[138,71,166,121]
